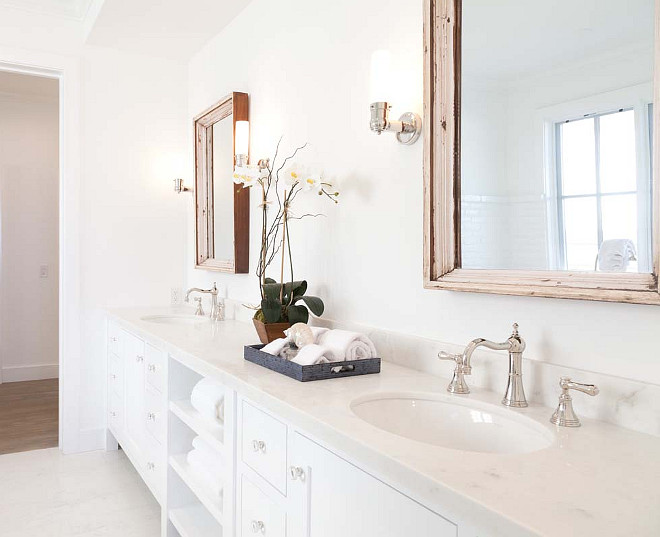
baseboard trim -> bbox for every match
[78,427,106,452]
[1,364,59,382]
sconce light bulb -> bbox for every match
[235,120,250,158]
[370,49,392,104]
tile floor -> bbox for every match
[0,447,160,536]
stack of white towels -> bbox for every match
[261,324,377,365]
[190,378,225,424]
[186,436,224,497]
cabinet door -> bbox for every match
[288,433,456,537]
[123,331,146,460]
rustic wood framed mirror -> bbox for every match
[194,92,249,273]
[424,0,660,304]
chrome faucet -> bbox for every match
[438,323,528,408]
[185,282,224,321]
[550,377,599,427]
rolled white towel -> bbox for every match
[317,329,377,362]
[310,326,329,342]
[190,378,225,423]
[262,337,289,356]
[291,344,330,366]
[192,436,223,468]
[187,449,223,497]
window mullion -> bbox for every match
[594,115,604,247]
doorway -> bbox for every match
[0,70,59,454]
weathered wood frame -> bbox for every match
[423,0,660,305]
[194,92,250,273]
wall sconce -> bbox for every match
[235,120,250,166]
[369,50,422,145]
[173,178,192,194]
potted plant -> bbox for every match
[233,141,339,343]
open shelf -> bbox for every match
[170,399,225,455]
[169,504,222,537]
[169,453,224,525]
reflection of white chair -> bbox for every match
[595,239,637,272]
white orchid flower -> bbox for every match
[301,172,323,193]
[233,165,260,188]
[283,166,301,187]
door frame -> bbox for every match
[0,48,82,453]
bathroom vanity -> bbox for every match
[105,309,660,537]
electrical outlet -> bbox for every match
[170,287,182,305]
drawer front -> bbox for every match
[109,393,123,430]
[145,384,165,445]
[108,322,121,356]
[241,476,286,537]
[143,428,166,501]
[145,344,166,393]
[241,400,288,494]
[108,354,124,398]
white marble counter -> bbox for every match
[107,307,660,537]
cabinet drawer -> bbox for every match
[241,476,286,537]
[108,322,121,356]
[143,428,166,501]
[241,401,288,494]
[109,393,123,430]
[108,354,124,398]
[145,385,165,445]
[145,344,166,393]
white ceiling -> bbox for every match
[85,0,254,61]
[0,70,59,99]
[462,0,654,81]
[0,0,93,20]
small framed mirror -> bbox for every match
[424,0,660,304]
[194,92,249,273]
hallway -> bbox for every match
[0,379,58,455]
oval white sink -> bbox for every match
[140,314,208,326]
[351,392,554,455]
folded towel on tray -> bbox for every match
[190,378,225,423]
[262,337,289,356]
[290,344,330,366]
[317,329,377,362]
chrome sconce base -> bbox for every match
[370,102,422,145]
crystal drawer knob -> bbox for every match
[110,411,116,417]
[146,462,155,471]
[111,337,117,342]
[251,520,265,534]
[136,355,144,363]
[111,374,116,380]
[147,412,156,421]
[252,440,266,453]
[147,364,156,372]
[290,466,305,481]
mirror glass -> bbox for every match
[460,0,655,273]
[212,119,235,260]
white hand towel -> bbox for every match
[190,378,225,423]
[597,239,637,272]
[187,449,223,497]
[291,344,330,366]
[317,329,377,362]
[192,436,223,468]
[262,337,289,356]
[310,326,329,342]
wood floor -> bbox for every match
[0,378,58,455]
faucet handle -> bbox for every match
[550,376,599,427]
[438,351,470,395]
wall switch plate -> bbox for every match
[170,287,182,305]
[40,265,49,278]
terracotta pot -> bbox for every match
[253,319,291,344]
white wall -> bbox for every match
[185,0,660,389]
[0,84,59,382]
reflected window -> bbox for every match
[555,108,652,271]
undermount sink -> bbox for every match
[140,314,208,326]
[350,392,554,455]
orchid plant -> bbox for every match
[233,140,339,325]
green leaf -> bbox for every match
[286,304,309,324]
[261,298,282,323]
[283,280,306,299]
[291,280,308,298]
[264,277,277,284]
[262,282,283,301]
[293,295,324,317]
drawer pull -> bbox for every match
[147,412,156,421]
[290,465,306,482]
[252,440,266,453]
[111,336,118,342]
[110,411,117,417]
[251,520,265,534]
[147,364,156,372]
[146,462,155,471]
[136,355,144,363]
[110,374,117,380]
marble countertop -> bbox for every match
[107,307,660,537]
